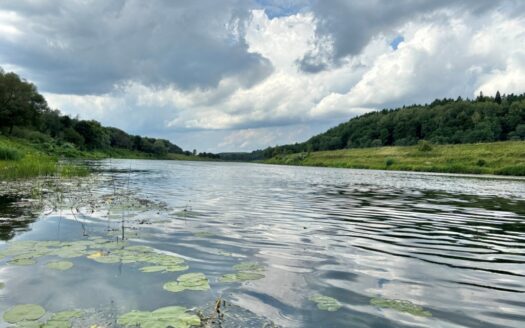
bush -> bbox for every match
[476,159,487,167]
[417,140,433,152]
[495,165,525,176]
[385,158,394,167]
[0,146,23,160]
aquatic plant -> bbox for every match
[219,261,266,283]
[42,310,84,328]
[219,271,265,283]
[163,273,210,293]
[117,306,201,328]
[46,261,74,271]
[309,295,342,312]
[3,304,46,324]
[370,297,432,317]
[232,262,264,272]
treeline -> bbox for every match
[250,92,525,159]
[0,68,186,157]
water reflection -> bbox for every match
[0,194,38,241]
[0,161,524,328]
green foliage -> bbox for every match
[0,145,22,160]
[256,92,525,159]
[266,141,525,176]
[0,68,193,160]
[417,140,433,152]
[309,295,342,312]
[370,297,431,317]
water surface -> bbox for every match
[1,160,524,327]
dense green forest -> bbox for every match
[0,68,192,158]
[228,92,525,161]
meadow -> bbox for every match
[265,140,525,176]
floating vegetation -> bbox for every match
[193,231,215,238]
[3,304,46,324]
[370,297,432,317]
[117,306,201,328]
[163,273,210,293]
[219,271,265,283]
[309,295,342,312]
[8,258,37,266]
[0,282,4,289]
[42,310,84,328]
[46,261,74,271]
[232,262,264,272]
[140,264,189,273]
[219,261,266,283]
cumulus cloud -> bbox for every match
[0,0,272,94]
[1,1,525,152]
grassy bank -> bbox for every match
[265,141,525,176]
[0,137,89,180]
[0,136,209,180]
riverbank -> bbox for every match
[0,136,206,179]
[265,140,525,176]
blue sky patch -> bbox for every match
[390,35,404,50]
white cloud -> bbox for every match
[3,2,525,152]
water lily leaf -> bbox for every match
[50,310,83,321]
[41,319,70,328]
[163,273,210,293]
[233,262,264,272]
[370,297,432,317]
[46,261,74,271]
[309,295,342,312]
[9,321,42,328]
[139,266,167,273]
[117,310,151,326]
[3,304,46,323]
[165,264,189,272]
[193,232,214,238]
[8,258,36,266]
[118,306,200,328]
[219,271,265,283]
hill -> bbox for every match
[227,92,525,161]
[0,68,198,159]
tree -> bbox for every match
[495,91,502,104]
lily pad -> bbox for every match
[309,295,342,312]
[370,297,432,317]
[219,271,265,283]
[8,258,36,266]
[41,310,84,328]
[3,304,46,323]
[163,273,210,293]
[233,262,264,272]
[46,261,74,271]
[118,306,200,328]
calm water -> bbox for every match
[1,160,525,327]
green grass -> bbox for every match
[265,141,525,176]
[0,137,90,180]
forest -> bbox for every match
[0,68,188,157]
[235,92,525,161]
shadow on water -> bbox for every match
[0,194,38,241]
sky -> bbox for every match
[1,0,524,152]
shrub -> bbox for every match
[385,158,395,167]
[476,159,487,167]
[417,140,433,152]
[0,146,23,160]
[495,165,525,176]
